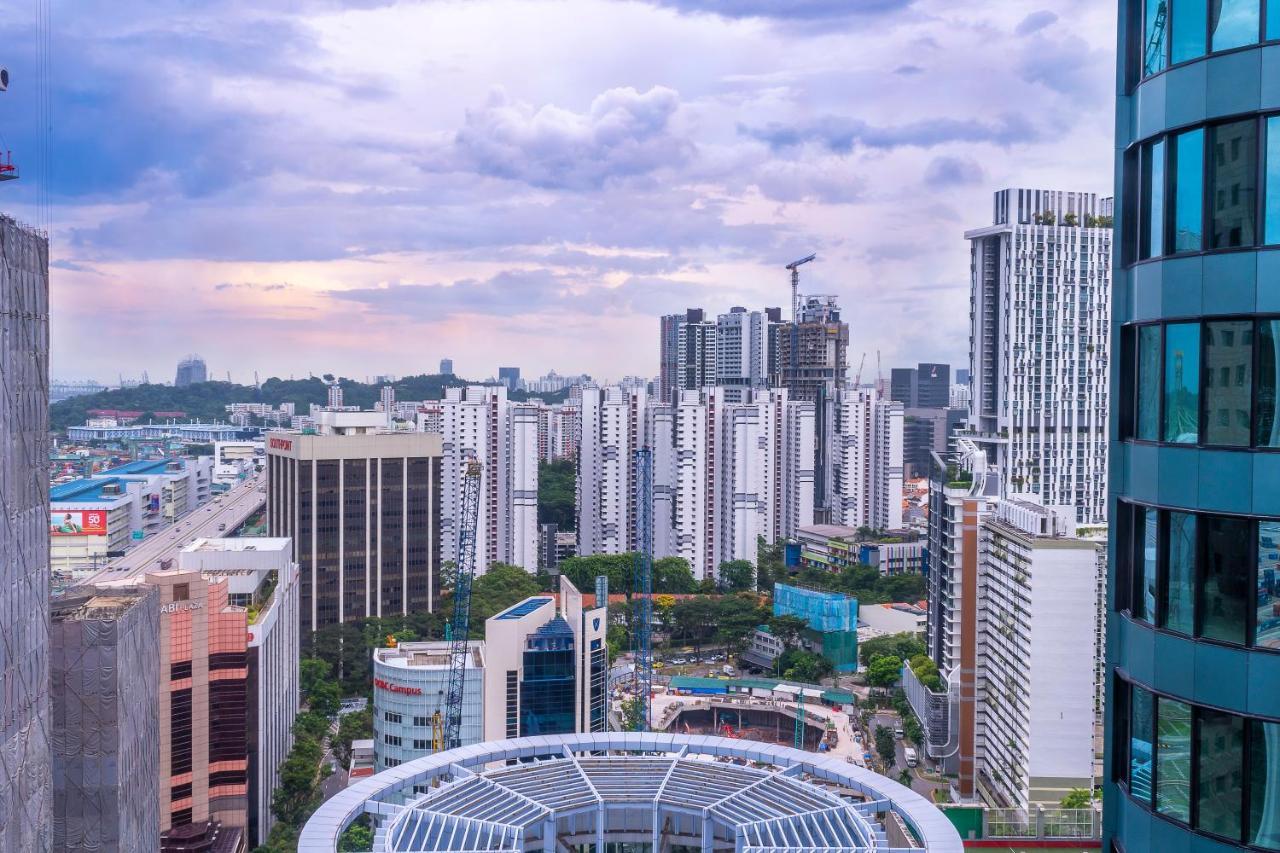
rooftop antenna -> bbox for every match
[785,254,816,323]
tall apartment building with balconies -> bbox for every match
[967,189,1112,524]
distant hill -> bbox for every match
[49,374,571,432]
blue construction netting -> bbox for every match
[773,583,857,632]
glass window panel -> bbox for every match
[1173,129,1205,251]
[1267,117,1280,244]
[1211,120,1259,249]
[1202,515,1251,645]
[1156,697,1193,822]
[1131,686,1155,804]
[1138,325,1162,441]
[1270,0,1280,39]
[1258,522,1280,649]
[1136,507,1159,621]
[1142,139,1167,259]
[1259,320,1280,446]
[1251,719,1280,849]
[1212,0,1260,50]
[1198,709,1245,839]
[1163,512,1197,634]
[1144,0,1169,75]
[1174,0,1209,60]
[1204,320,1253,445]
[1164,323,1201,443]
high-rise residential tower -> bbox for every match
[832,389,904,532]
[658,309,715,403]
[0,213,51,853]
[576,385,647,556]
[1106,4,1280,851]
[967,189,1112,524]
[715,307,768,403]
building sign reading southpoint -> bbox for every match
[268,436,293,451]
[374,677,423,696]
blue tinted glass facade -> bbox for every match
[519,617,576,736]
[1109,2,1280,850]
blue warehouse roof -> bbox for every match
[98,459,182,476]
[50,477,130,504]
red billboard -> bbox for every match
[50,509,108,536]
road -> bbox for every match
[868,709,949,800]
[87,472,267,584]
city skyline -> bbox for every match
[0,0,1116,382]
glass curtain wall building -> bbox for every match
[1108,1,1280,850]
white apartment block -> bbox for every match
[439,386,538,574]
[716,308,767,403]
[966,188,1111,525]
[974,497,1102,809]
[833,389,904,532]
[576,385,647,556]
[534,403,580,463]
[782,399,816,540]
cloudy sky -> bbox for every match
[2,0,1117,385]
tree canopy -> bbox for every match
[858,632,926,667]
[537,459,575,532]
[786,562,925,606]
[717,559,755,592]
[557,553,696,596]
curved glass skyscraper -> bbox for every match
[1108,2,1280,849]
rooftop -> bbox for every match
[375,641,484,670]
[50,477,132,504]
[797,523,859,539]
[99,458,184,476]
[299,733,962,853]
[496,596,554,620]
[183,537,292,554]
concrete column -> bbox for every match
[700,813,714,853]
[543,815,556,852]
[596,803,606,853]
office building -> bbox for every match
[832,389,904,531]
[576,385,648,556]
[266,411,443,631]
[915,363,951,409]
[439,358,453,376]
[50,477,149,578]
[299,733,963,852]
[1105,8,1280,850]
[658,308,715,403]
[174,355,207,388]
[715,307,769,402]
[974,498,1102,809]
[177,538,301,846]
[902,407,967,480]
[50,585,160,853]
[0,214,51,853]
[482,578,607,740]
[372,641,485,770]
[497,366,520,392]
[966,188,1111,524]
[439,386,538,574]
[890,367,916,406]
[956,368,970,386]
[212,440,262,487]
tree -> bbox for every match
[333,707,373,767]
[338,820,374,852]
[537,459,576,531]
[756,536,787,593]
[858,632,926,668]
[776,648,834,683]
[715,594,768,658]
[299,658,331,697]
[767,614,808,650]
[718,560,756,592]
[654,557,697,593]
[455,562,543,636]
[621,696,645,730]
[866,654,903,688]
[1060,788,1093,809]
[874,725,897,768]
[671,597,717,652]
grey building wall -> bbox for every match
[0,214,51,853]
[51,587,161,852]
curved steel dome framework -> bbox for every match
[300,733,962,852]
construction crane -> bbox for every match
[631,448,654,731]
[1144,1,1168,74]
[853,352,866,388]
[794,690,806,750]
[875,350,884,399]
[785,254,816,323]
[442,459,483,749]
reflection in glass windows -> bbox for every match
[1164,323,1201,443]
[1259,522,1280,649]
[1211,0,1260,51]
[1173,0,1208,62]
[1139,325,1162,441]
[1144,0,1169,76]
[1271,0,1280,39]
[1130,686,1155,804]
[1142,139,1167,259]
[1250,720,1280,850]
[1157,698,1193,822]
[1202,515,1251,645]
[1198,709,1245,840]
[1204,320,1252,446]
[1173,129,1205,251]
[1210,120,1258,249]
[1268,117,1280,244]
[1136,507,1159,622]
[1259,321,1280,446]
[1162,512,1196,635]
